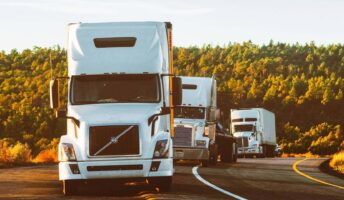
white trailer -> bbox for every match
[230,108,276,157]
[173,76,237,166]
[49,22,182,195]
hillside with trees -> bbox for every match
[0,42,343,159]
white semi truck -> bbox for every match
[173,76,237,166]
[230,108,276,158]
[49,22,182,195]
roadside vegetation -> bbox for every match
[0,42,343,165]
[0,138,58,166]
[330,151,344,173]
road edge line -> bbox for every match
[292,158,344,190]
[192,166,247,200]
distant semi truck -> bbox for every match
[173,76,237,167]
[49,22,182,195]
[230,108,276,158]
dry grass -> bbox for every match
[281,152,321,158]
[33,149,58,163]
[330,151,344,173]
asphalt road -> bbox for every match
[0,158,343,199]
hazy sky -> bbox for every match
[1,0,344,52]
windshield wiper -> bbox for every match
[97,98,119,103]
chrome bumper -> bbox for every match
[173,147,209,160]
[238,147,260,154]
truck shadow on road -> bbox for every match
[69,180,158,197]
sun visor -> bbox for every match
[68,22,169,75]
[180,77,214,107]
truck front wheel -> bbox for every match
[220,145,233,163]
[62,180,79,196]
[209,146,218,165]
[149,176,172,192]
[201,160,209,167]
[232,144,238,163]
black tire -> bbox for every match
[63,180,79,196]
[220,150,228,162]
[220,143,233,163]
[267,145,275,158]
[209,147,218,165]
[149,177,172,192]
[228,142,236,162]
[232,144,238,163]
[261,145,267,158]
[201,160,209,167]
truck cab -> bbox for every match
[173,76,216,166]
[49,22,182,195]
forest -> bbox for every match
[0,42,343,161]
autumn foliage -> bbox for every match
[0,42,343,159]
[330,151,344,173]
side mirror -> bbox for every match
[208,107,216,122]
[215,109,221,121]
[50,79,59,109]
[172,77,182,106]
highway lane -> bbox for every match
[0,158,343,199]
[197,158,344,200]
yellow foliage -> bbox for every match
[8,142,32,163]
[33,149,58,163]
[330,151,344,173]
[0,140,32,164]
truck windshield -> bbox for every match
[174,107,205,119]
[71,74,160,104]
[234,125,255,132]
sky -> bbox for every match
[0,0,344,52]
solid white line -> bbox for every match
[192,166,248,200]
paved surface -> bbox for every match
[0,158,343,199]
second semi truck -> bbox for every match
[173,76,237,166]
[231,108,276,158]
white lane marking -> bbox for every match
[192,166,248,200]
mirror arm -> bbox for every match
[148,107,171,126]
[55,110,80,127]
[66,116,80,127]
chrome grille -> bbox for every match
[89,125,139,156]
[236,137,249,148]
[173,126,193,147]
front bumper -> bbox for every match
[238,147,260,155]
[59,158,173,181]
[173,147,209,160]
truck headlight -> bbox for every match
[153,140,169,158]
[196,140,206,147]
[60,143,77,161]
